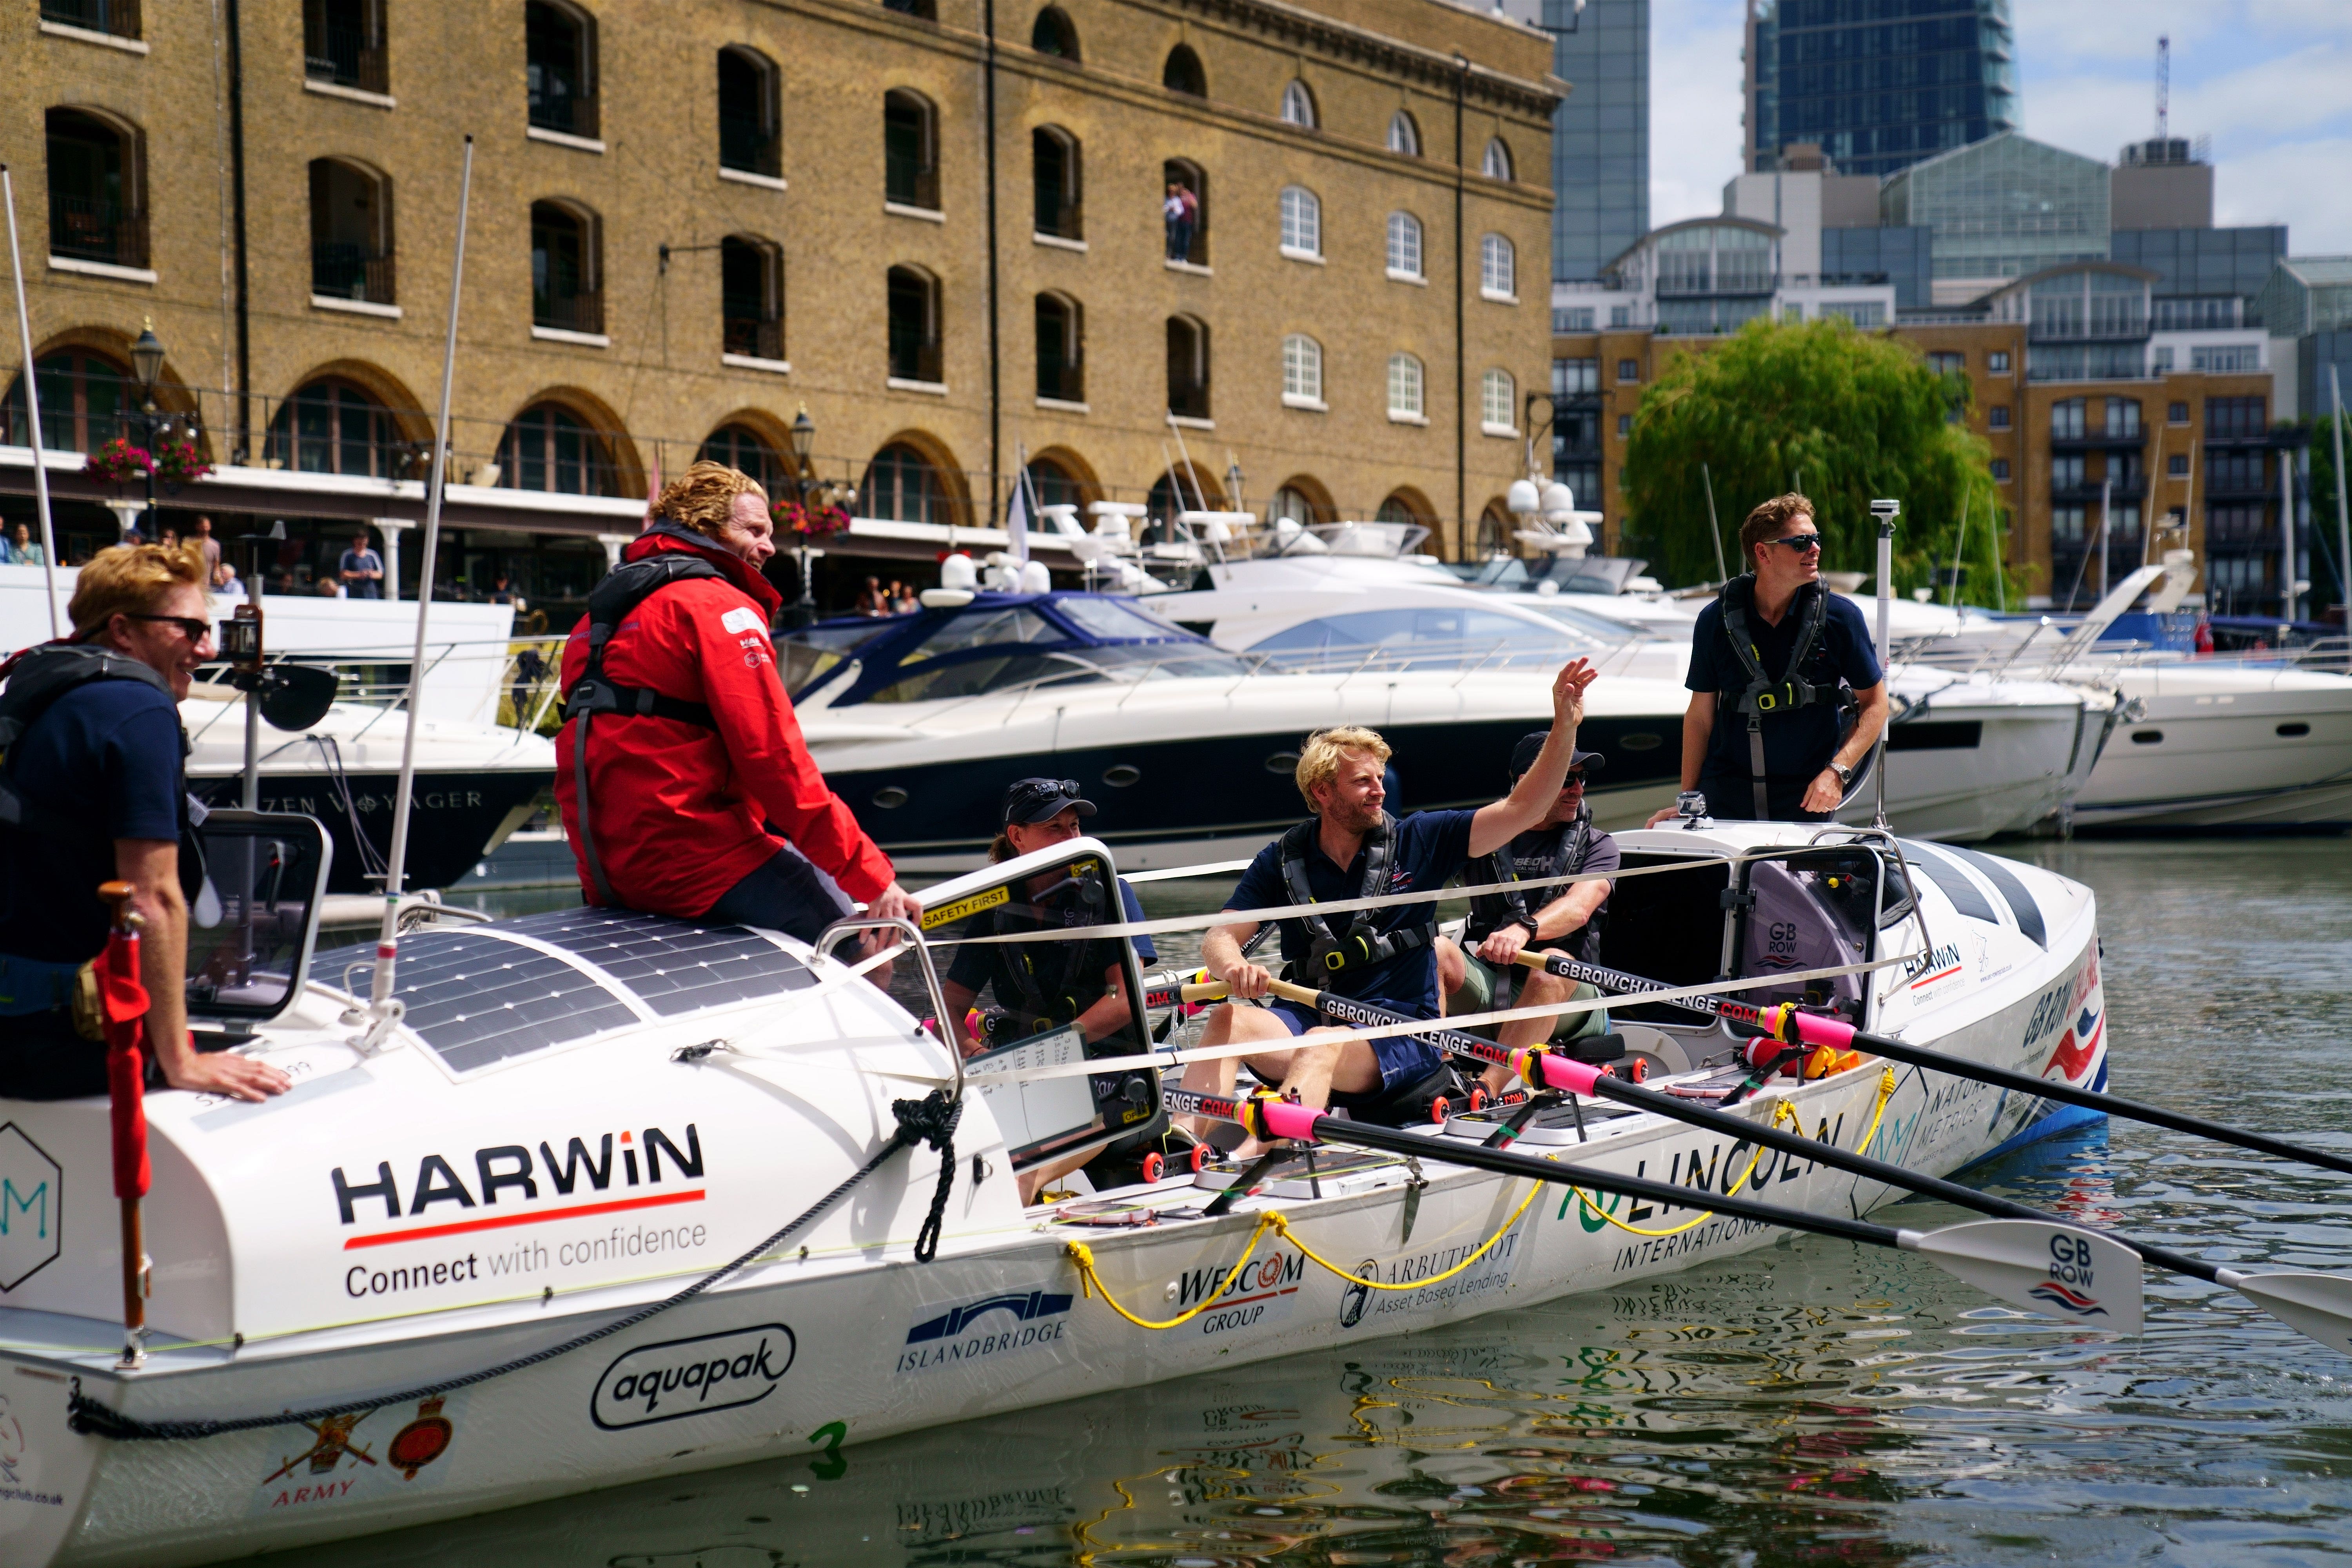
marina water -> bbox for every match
[292,839,2352,1566]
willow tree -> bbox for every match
[1621,317,2013,603]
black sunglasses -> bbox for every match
[1559,772,1586,786]
[1766,534,1823,553]
[128,613,214,641]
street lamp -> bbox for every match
[783,405,820,628]
[125,321,193,543]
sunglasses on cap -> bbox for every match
[1765,534,1823,554]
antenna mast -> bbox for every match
[2155,35,2169,142]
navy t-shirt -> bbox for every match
[1686,588,1882,780]
[946,878,1158,999]
[1226,808,1477,1018]
[0,679,185,965]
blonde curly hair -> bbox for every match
[651,459,768,538]
[1294,726,1390,809]
[69,542,209,639]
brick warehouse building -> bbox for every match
[1,0,1557,617]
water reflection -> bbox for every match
[279,839,2352,1567]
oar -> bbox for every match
[1516,950,2352,1184]
[1161,1083,2145,1332]
[1182,974,2352,1354]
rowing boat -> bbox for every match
[0,817,2105,1566]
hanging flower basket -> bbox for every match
[152,439,214,487]
[773,498,851,542]
[84,438,153,485]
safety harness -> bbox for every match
[561,552,728,905]
[984,872,1112,1032]
[1715,575,1853,818]
[1465,812,1601,960]
[1276,813,1432,979]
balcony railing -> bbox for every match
[724,316,784,360]
[1168,377,1210,421]
[529,87,598,140]
[1656,272,1777,298]
[889,338,942,384]
[534,289,604,336]
[1037,362,1084,403]
[305,24,388,93]
[312,244,395,304]
[41,0,138,36]
[719,114,781,178]
[49,195,147,269]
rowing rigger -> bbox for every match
[1174,973,2352,1356]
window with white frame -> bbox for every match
[1388,353,1423,419]
[1283,334,1323,406]
[1387,111,1420,156]
[1386,211,1422,278]
[1480,233,1514,298]
[1481,368,1514,432]
[1481,137,1512,181]
[1280,80,1317,129]
[1279,185,1320,257]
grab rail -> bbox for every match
[815,916,964,1103]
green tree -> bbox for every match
[1621,318,2014,603]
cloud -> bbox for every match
[2217,137,2352,249]
[1647,0,1744,227]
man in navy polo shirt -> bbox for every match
[1182,658,1597,1142]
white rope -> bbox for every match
[1124,858,1255,884]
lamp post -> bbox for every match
[784,405,819,629]
[126,322,190,543]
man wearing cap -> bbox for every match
[1437,732,1618,1088]
[941,778,1158,1056]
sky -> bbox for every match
[1647,0,2352,255]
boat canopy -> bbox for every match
[780,592,1258,707]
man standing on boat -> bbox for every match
[1181,659,1596,1143]
[1648,494,1887,826]
[0,546,291,1101]
[1437,730,1617,1092]
[555,462,920,952]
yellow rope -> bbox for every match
[1065,1214,1283,1330]
[1855,1066,1898,1154]
[1268,1181,1543,1291]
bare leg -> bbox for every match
[1180,1004,1295,1140]
[1229,1026,1386,1159]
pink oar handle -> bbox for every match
[1513,1049,1602,1097]
[1786,1009,1858,1049]
[1253,1098,1321,1143]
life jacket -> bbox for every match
[1276,812,1431,980]
[1715,574,1857,817]
[983,869,1116,1030]
[1464,811,1602,960]
[560,553,729,906]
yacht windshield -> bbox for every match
[1054,596,1191,641]
[1518,601,1664,641]
[1244,606,1602,671]
[866,641,1256,704]
[779,621,896,694]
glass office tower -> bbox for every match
[1745,0,2017,178]
[1550,0,1648,282]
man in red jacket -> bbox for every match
[555,462,920,955]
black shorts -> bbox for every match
[699,842,859,943]
[1697,770,1836,824]
[0,1007,111,1101]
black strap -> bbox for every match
[1276,813,1431,978]
[1718,577,1833,816]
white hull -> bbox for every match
[0,823,2105,1566]
[2071,664,2352,829]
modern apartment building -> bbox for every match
[1545,0,1645,284]
[1743,0,2017,179]
[0,0,1559,615]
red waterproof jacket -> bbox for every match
[553,528,895,915]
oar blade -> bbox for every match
[2227,1271,2352,1357]
[1911,1220,2144,1334]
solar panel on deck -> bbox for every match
[1899,840,2002,927]
[499,906,817,1016]
[359,929,640,1073]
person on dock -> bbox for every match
[0,545,290,1101]
[1648,494,1887,826]
[555,461,920,961]
[1437,731,1617,1092]
[1181,659,1596,1147]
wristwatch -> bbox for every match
[1510,915,1542,940]
[1830,761,1854,786]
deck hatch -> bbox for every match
[498,907,817,1016]
[1944,844,2047,949]
[1898,840,2002,927]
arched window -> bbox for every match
[1163,158,1207,265]
[1386,211,1422,279]
[1481,136,1513,181]
[882,0,938,19]
[1476,503,1510,557]
[2,351,130,453]
[1033,127,1082,240]
[1388,111,1421,156]
[1481,368,1516,432]
[1147,472,1193,543]
[1480,233,1515,298]
[525,0,597,138]
[717,47,782,178]
[45,108,146,269]
[305,0,387,93]
[268,378,399,476]
[1036,293,1083,403]
[1025,455,1085,510]
[698,423,786,491]
[1387,353,1423,419]
[1268,485,1318,526]
[1281,334,1323,407]
[721,235,784,362]
[884,89,939,211]
[1278,186,1319,258]
[1162,45,1205,97]
[530,200,601,334]
[887,266,942,383]
[1167,315,1210,420]
[309,158,394,305]
[860,443,946,524]
[1031,6,1078,60]
[1280,80,1317,129]
[499,402,616,495]
[1376,493,1425,528]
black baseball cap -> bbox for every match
[1508,731,1606,782]
[1003,777,1098,827]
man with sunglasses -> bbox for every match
[1649,494,1886,826]
[0,545,291,1102]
